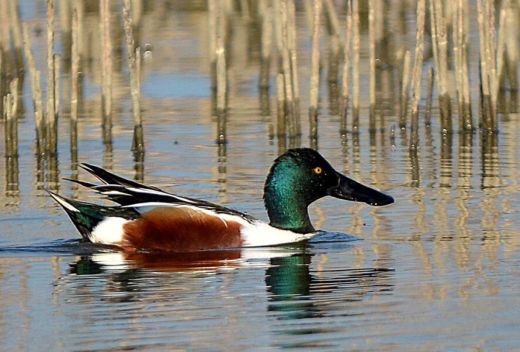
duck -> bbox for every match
[49,148,394,253]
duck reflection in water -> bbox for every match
[70,248,243,275]
[265,250,395,325]
[68,241,394,319]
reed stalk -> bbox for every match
[70,5,79,125]
[425,67,434,127]
[476,0,497,131]
[123,0,143,142]
[429,0,452,132]
[8,0,24,80]
[309,0,322,140]
[0,0,8,55]
[410,0,425,124]
[453,0,472,131]
[7,78,18,121]
[46,0,56,134]
[100,0,112,119]
[53,54,60,117]
[399,50,411,129]
[0,53,3,117]
[273,0,283,68]
[215,0,227,116]
[279,0,295,136]
[70,7,79,163]
[323,0,341,47]
[22,24,43,131]
[208,0,217,91]
[259,0,272,89]
[323,0,341,87]
[340,0,352,132]
[351,0,360,130]
[9,78,20,119]
[368,0,376,130]
[495,0,508,99]
[288,0,300,136]
[216,46,227,116]
[276,72,286,138]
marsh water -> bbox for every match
[1,2,520,351]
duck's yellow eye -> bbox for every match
[313,166,322,175]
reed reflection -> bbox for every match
[4,116,20,204]
[480,132,500,189]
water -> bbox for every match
[1,1,520,351]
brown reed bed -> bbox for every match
[0,0,518,176]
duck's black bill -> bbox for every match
[328,173,394,206]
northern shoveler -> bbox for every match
[49,148,394,253]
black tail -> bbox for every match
[80,163,160,190]
[48,191,139,241]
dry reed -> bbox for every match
[288,0,301,136]
[453,0,472,131]
[214,0,227,116]
[123,0,143,151]
[7,0,23,79]
[70,5,79,124]
[425,67,434,127]
[259,0,272,89]
[351,0,360,131]
[22,24,44,134]
[53,54,60,117]
[100,0,113,119]
[399,50,411,128]
[70,3,79,161]
[429,0,452,132]
[323,0,341,86]
[309,0,322,140]
[0,53,3,117]
[341,0,353,132]
[410,0,426,123]
[208,0,217,90]
[477,0,498,131]
[279,0,295,137]
[276,72,286,137]
[46,0,56,135]
[368,0,376,130]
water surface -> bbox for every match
[1,1,520,351]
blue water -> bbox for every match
[1,1,520,351]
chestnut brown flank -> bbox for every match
[122,207,244,252]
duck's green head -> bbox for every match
[264,148,394,233]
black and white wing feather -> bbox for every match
[68,163,256,223]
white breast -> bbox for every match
[240,221,316,247]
